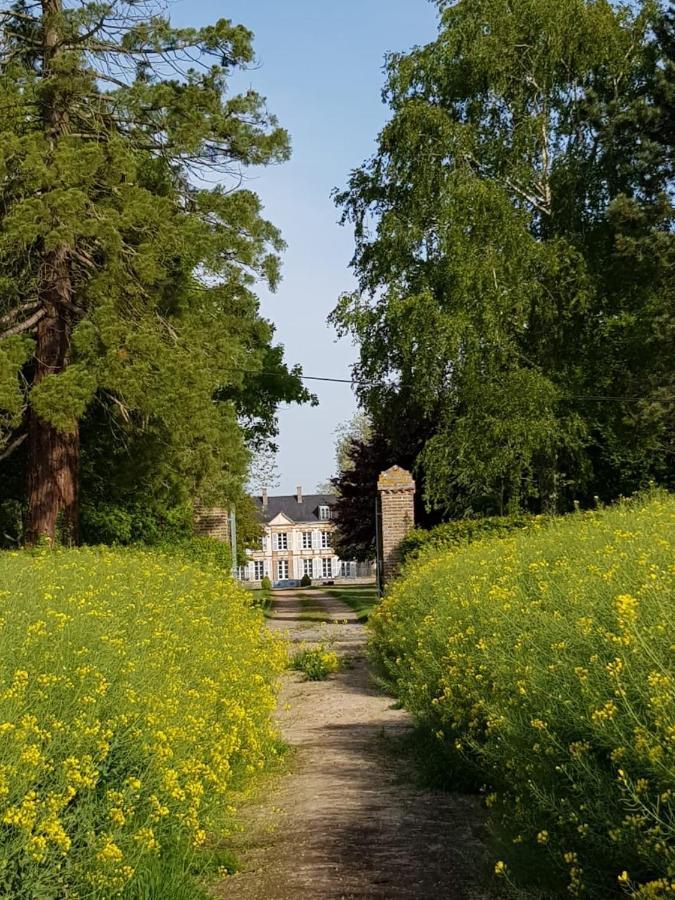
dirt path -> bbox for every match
[216,589,490,900]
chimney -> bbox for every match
[262,488,268,510]
[296,485,303,503]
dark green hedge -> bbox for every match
[399,513,554,564]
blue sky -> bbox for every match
[173,0,439,494]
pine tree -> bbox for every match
[0,0,307,543]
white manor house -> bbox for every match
[238,487,374,588]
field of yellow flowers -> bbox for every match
[371,494,674,897]
[0,547,286,898]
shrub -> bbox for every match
[300,574,312,588]
[0,547,285,898]
[154,535,232,573]
[260,575,272,592]
[370,495,674,897]
[291,645,340,681]
[80,500,194,547]
[399,513,551,564]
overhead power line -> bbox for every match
[247,369,644,402]
[286,373,354,385]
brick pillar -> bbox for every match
[377,466,415,588]
[194,504,230,543]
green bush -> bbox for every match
[260,575,272,592]
[399,513,551,564]
[0,547,285,897]
[291,644,340,681]
[370,494,674,897]
[80,500,194,546]
[300,573,312,588]
[154,535,232,574]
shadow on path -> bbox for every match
[216,590,491,900]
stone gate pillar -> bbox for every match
[194,504,230,542]
[377,466,416,588]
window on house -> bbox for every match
[303,559,313,578]
[275,532,288,551]
[302,531,312,549]
[253,561,265,581]
[277,559,289,581]
[341,561,355,578]
[321,531,332,549]
[237,566,248,581]
[319,505,331,521]
[322,558,332,578]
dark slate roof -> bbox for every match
[253,493,336,525]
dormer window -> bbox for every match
[319,505,331,521]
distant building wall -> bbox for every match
[197,490,376,588]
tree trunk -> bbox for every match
[25,0,79,545]
[25,249,79,546]
[26,419,79,546]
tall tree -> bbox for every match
[324,413,375,557]
[333,412,372,477]
[330,430,389,562]
[332,0,673,516]
[0,0,308,543]
[330,417,443,561]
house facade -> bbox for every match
[238,487,374,588]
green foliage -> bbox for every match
[29,366,97,434]
[154,536,233,575]
[233,495,264,563]
[80,502,135,545]
[257,575,272,612]
[0,0,311,537]
[333,413,373,478]
[291,644,341,681]
[81,492,236,574]
[0,336,32,442]
[420,368,567,514]
[370,493,674,896]
[0,546,286,897]
[249,589,272,614]
[332,0,674,516]
[80,499,193,547]
[300,573,312,588]
[399,513,552,564]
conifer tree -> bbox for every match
[0,0,307,543]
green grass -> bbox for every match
[325,584,379,622]
[293,584,379,624]
[298,593,331,622]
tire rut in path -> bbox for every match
[216,589,490,900]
